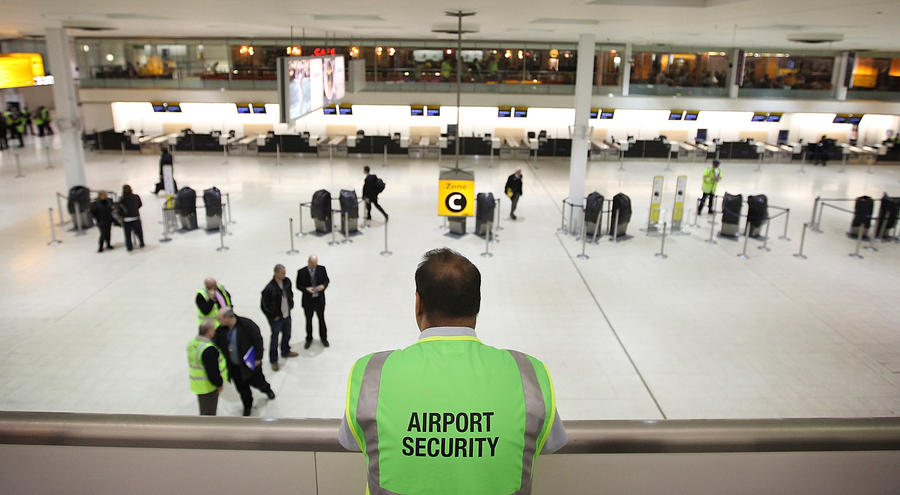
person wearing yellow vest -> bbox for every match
[196,278,232,325]
[339,248,567,494]
[698,159,722,215]
[187,319,228,415]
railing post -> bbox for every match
[328,212,340,246]
[577,214,589,260]
[159,205,172,243]
[481,221,493,257]
[558,198,567,233]
[47,208,61,246]
[216,221,229,251]
[494,198,503,231]
[73,202,85,236]
[655,222,668,259]
[759,218,772,252]
[56,193,65,226]
[809,197,822,233]
[296,203,305,237]
[849,221,865,259]
[383,144,388,167]
[120,140,126,163]
[793,223,809,259]
[779,208,791,241]
[591,207,603,244]
[341,212,352,244]
[276,141,281,167]
[287,218,299,255]
[380,218,392,256]
[705,206,717,244]
[226,193,235,224]
[611,210,620,243]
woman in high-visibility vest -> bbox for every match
[698,159,722,215]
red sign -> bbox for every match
[312,48,337,57]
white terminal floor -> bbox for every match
[1,138,899,421]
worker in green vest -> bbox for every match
[8,110,24,148]
[195,278,232,325]
[187,319,228,415]
[339,248,567,494]
[698,159,722,215]
[440,58,452,81]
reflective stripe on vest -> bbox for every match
[196,284,231,323]
[347,338,554,495]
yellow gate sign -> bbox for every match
[438,179,475,217]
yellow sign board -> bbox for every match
[0,53,45,89]
[437,179,475,217]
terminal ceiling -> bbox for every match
[1,0,899,50]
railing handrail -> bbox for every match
[1,412,898,454]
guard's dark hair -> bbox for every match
[712,160,720,167]
[415,248,481,319]
[364,165,371,173]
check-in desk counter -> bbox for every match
[677,141,697,160]
[317,135,349,158]
[500,137,530,160]
[720,141,759,160]
[624,140,670,158]
[408,136,442,159]
[590,138,611,160]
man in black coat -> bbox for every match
[260,264,298,371]
[119,184,145,250]
[504,169,523,220]
[0,113,8,150]
[296,255,330,349]
[153,147,176,194]
[362,165,388,221]
[214,308,275,416]
[89,191,118,252]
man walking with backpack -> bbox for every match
[362,165,388,221]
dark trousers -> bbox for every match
[123,219,144,250]
[197,390,219,416]
[698,193,715,214]
[364,197,387,220]
[0,134,7,150]
[303,299,327,342]
[510,194,521,217]
[231,367,273,415]
[10,129,23,147]
[269,316,293,363]
[38,123,53,136]
[97,221,112,250]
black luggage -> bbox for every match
[747,194,768,238]
[67,185,94,228]
[175,187,198,230]
[475,192,495,236]
[850,195,874,238]
[609,193,631,237]
[585,192,605,238]
[720,192,743,237]
[311,189,333,234]
[203,187,222,230]
[339,189,359,234]
[874,194,899,239]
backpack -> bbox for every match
[376,177,386,193]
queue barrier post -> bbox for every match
[705,207,717,244]
[737,221,751,260]
[159,206,172,243]
[800,150,806,173]
[341,212,352,244]
[226,193,235,224]
[591,207,603,244]
[494,198,503,232]
[47,208,61,247]
[56,193,65,227]
[296,203,306,237]
[216,221,229,252]
[276,141,281,167]
[557,198,567,233]
[73,202,85,236]
[120,140,126,163]
[809,196,822,233]
[287,218,299,255]
[577,213,589,260]
[655,221,668,259]
[611,210,620,244]
[14,153,24,178]
[44,140,53,169]
[779,209,791,241]
[328,212,340,246]
[481,222,493,258]
[383,145,388,167]
[759,218,772,252]
[849,222,865,259]
[380,218,392,256]
[793,223,809,259]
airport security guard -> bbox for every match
[339,248,567,494]
[698,159,722,215]
[187,319,228,415]
[195,278,232,325]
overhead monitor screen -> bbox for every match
[236,103,251,114]
[166,103,182,113]
[599,109,615,119]
[590,108,599,119]
[514,108,528,118]
[279,55,345,124]
[696,128,708,142]
[498,107,512,118]
[339,105,352,115]
[426,106,440,117]
[684,111,699,121]
[411,106,424,116]
[668,111,683,121]
[151,102,167,113]
[777,130,789,143]
[251,104,266,114]
[0,53,46,89]
[835,113,864,124]
[323,106,337,115]
[751,113,767,122]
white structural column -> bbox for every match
[620,43,632,96]
[567,34,596,234]
[833,52,849,101]
[727,49,741,99]
[45,27,87,188]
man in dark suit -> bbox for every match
[362,165,388,221]
[504,169,523,220]
[214,308,275,416]
[296,255,330,349]
[260,264,298,371]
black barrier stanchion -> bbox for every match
[287,218,299,255]
[737,221,751,260]
[794,223,809,259]
[380,219,392,256]
[47,208,61,247]
[216,222,229,252]
[655,221,668,259]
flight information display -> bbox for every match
[279,55,345,124]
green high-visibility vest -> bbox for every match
[702,166,721,194]
[196,284,231,324]
[41,108,51,123]
[345,335,557,494]
[187,337,228,395]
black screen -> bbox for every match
[323,107,337,115]
[668,112,682,120]
[166,105,182,113]
[766,115,781,122]
[751,114,767,122]
[498,109,512,118]
[152,104,166,113]
[514,109,527,118]
[590,110,598,119]
[252,106,266,114]
[696,129,708,142]
[236,105,251,114]
[426,108,440,116]
[411,108,424,116]
[684,113,698,121]
[600,111,614,119]
[339,107,352,115]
